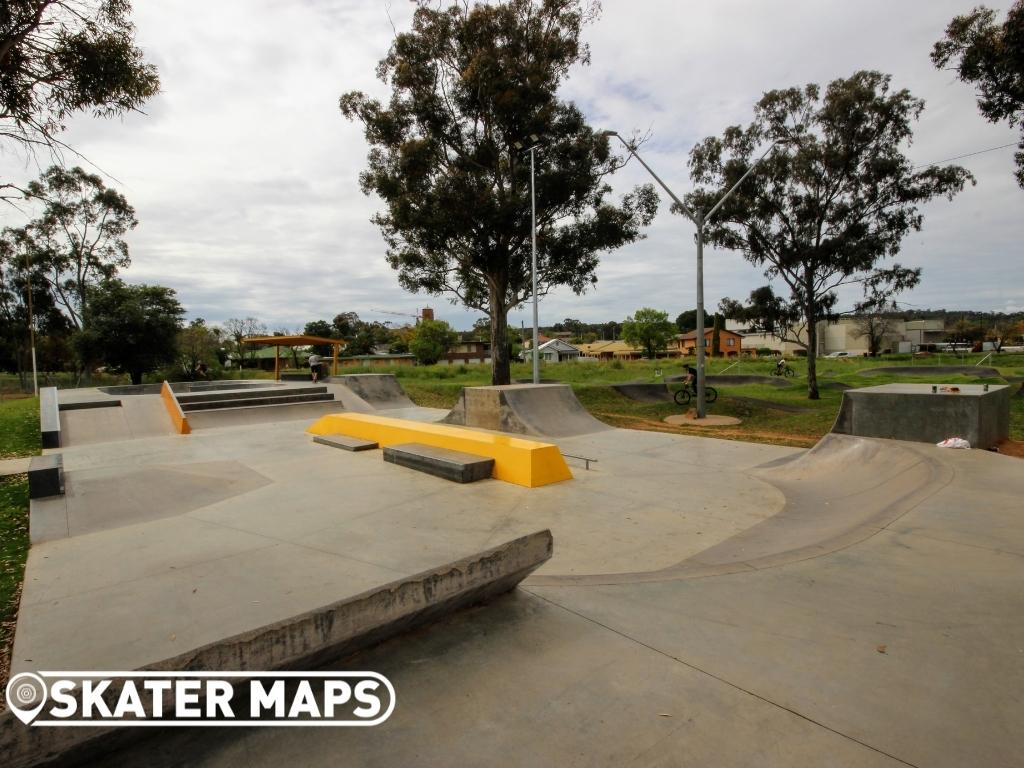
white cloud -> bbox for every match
[1,0,1019,331]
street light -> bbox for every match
[24,248,38,396]
[514,134,542,384]
[600,130,788,417]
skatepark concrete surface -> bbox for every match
[10,379,1024,766]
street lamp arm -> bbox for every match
[704,140,785,222]
[602,130,697,222]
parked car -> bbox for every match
[825,351,850,358]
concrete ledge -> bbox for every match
[160,380,190,434]
[0,530,553,768]
[27,454,63,499]
[39,387,60,449]
[308,413,572,488]
[384,442,495,483]
[313,433,379,451]
[57,399,122,411]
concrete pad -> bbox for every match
[94,591,899,768]
[11,384,1024,766]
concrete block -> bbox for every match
[0,530,553,768]
[39,386,60,449]
[832,383,1011,449]
[28,454,64,499]
[384,442,494,483]
[314,433,379,451]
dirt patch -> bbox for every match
[593,412,819,448]
[994,440,1024,459]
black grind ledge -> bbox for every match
[384,442,495,483]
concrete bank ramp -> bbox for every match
[528,434,949,586]
[612,382,674,403]
[444,384,611,438]
[330,373,414,410]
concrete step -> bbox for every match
[383,442,494,483]
[314,434,379,452]
[181,392,335,412]
[176,385,327,404]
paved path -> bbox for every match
[0,456,31,477]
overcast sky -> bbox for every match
[1,0,1020,331]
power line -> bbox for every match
[912,141,1017,169]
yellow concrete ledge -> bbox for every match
[161,381,190,434]
[307,413,572,488]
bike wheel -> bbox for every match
[705,386,718,403]
[673,387,691,406]
[785,368,795,378]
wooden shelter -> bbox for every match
[242,335,346,380]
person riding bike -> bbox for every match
[683,363,698,391]
[775,357,787,375]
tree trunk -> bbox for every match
[806,316,820,400]
[489,287,510,386]
[130,369,143,385]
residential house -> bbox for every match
[446,333,491,364]
[536,338,581,362]
[672,329,743,358]
[577,340,645,360]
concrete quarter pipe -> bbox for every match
[444,384,612,438]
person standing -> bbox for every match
[308,353,323,383]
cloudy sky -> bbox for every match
[1,0,1020,331]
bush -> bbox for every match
[610,359,623,370]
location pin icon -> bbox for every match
[6,673,48,725]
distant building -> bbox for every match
[577,340,645,360]
[536,339,581,362]
[672,329,743,358]
[726,316,946,356]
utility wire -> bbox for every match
[912,141,1017,169]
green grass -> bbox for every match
[0,397,38,691]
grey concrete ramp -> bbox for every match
[443,383,611,438]
[57,393,175,446]
[1,530,553,768]
[329,373,414,409]
[612,382,673,402]
[528,434,949,586]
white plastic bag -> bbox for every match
[936,437,971,449]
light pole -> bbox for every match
[601,130,787,417]
[515,134,542,384]
[24,248,38,396]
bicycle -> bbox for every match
[771,365,796,378]
[673,382,718,406]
